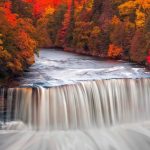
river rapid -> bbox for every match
[13,48,150,87]
[0,49,150,150]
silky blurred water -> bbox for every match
[0,49,150,150]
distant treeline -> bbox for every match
[36,0,150,65]
[0,0,150,77]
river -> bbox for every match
[15,49,150,87]
[0,49,150,150]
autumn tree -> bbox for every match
[92,0,103,22]
[47,4,67,46]
[130,30,147,63]
[73,21,93,50]
[11,0,33,18]
[108,44,123,58]
[0,2,37,76]
[36,17,52,47]
[65,0,75,47]
[118,0,150,62]
[57,3,73,47]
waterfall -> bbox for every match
[1,78,150,131]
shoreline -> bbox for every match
[62,47,150,69]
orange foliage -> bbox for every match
[0,49,12,62]
[108,44,123,58]
[7,59,23,73]
[111,16,121,25]
[15,30,37,52]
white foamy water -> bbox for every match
[0,49,150,150]
[15,49,150,87]
[2,79,150,130]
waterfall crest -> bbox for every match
[1,78,150,130]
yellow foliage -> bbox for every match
[136,9,146,28]
[43,7,55,17]
[118,1,137,16]
[119,0,150,16]
[118,0,149,29]
[86,0,93,11]
[108,44,123,58]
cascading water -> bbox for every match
[2,79,150,131]
[1,49,150,150]
[0,78,150,150]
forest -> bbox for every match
[0,0,150,77]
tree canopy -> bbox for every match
[0,0,150,77]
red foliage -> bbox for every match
[147,51,150,64]
[25,0,75,17]
[3,2,17,27]
[147,56,150,64]
[25,0,63,16]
